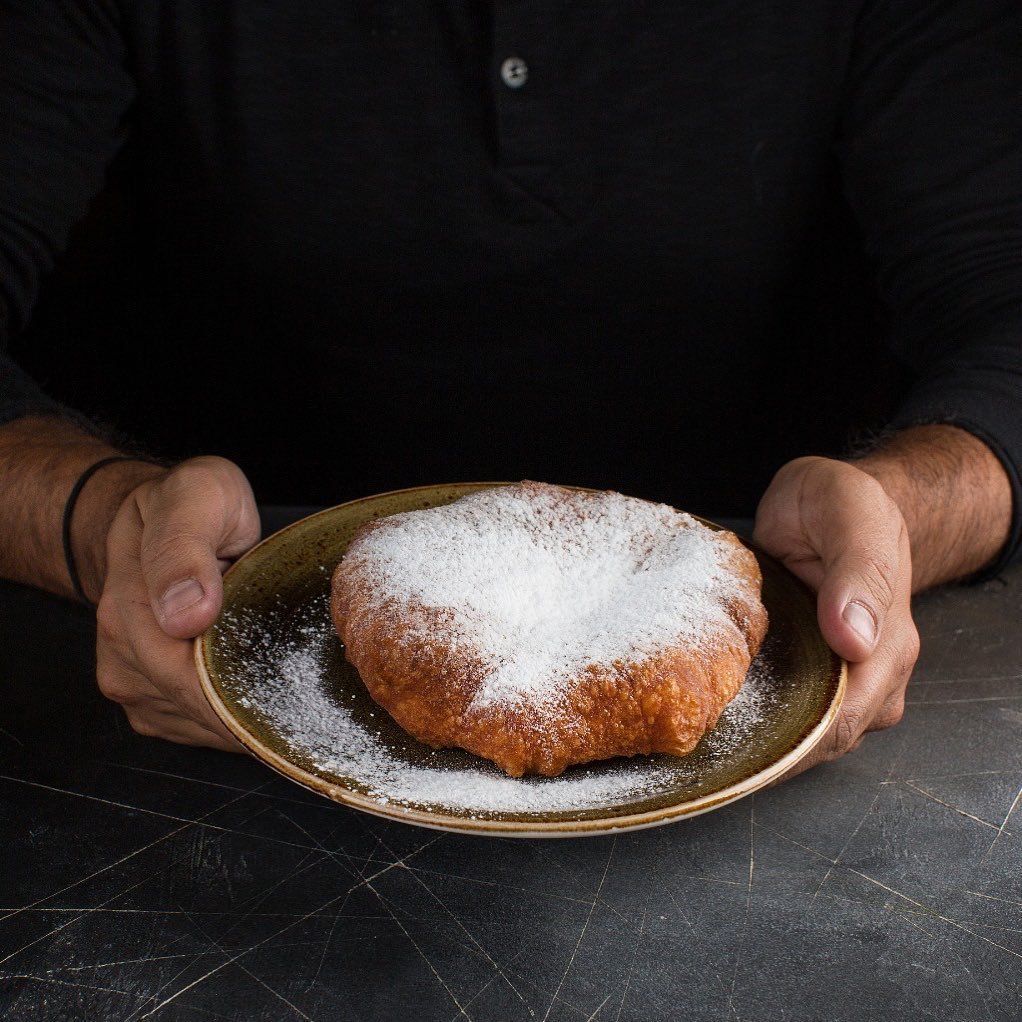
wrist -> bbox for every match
[69,458,168,603]
[848,424,1011,589]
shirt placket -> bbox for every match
[489,3,585,222]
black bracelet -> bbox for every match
[61,455,159,605]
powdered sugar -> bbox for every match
[213,595,782,818]
[339,484,757,710]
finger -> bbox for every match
[800,463,910,664]
[136,457,260,639]
[754,458,912,664]
[124,704,247,752]
[860,613,918,734]
[96,633,164,709]
[817,565,896,665]
[112,660,247,753]
[769,610,919,784]
[140,628,247,747]
[753,457,827,589]
[98,587,250,751]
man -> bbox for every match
[1,1,1019,774]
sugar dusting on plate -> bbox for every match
[214,591,782,819]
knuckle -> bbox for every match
[96,664,131,705]
[164,457,212,488]
[827,710,864,761]
[125,712,160,739]
[166,457,235,502]
[858,555,898,611]
[95,665,117,701]
[165,678,195,714]
[140,528,198,570]
[95,597,120,646]
[901,626,921,675]
[874,701,905,732]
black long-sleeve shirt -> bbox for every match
[2,1,1021,568]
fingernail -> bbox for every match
[843,600,877,646]
[160,578,205,620]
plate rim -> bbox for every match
[195,482,847,838]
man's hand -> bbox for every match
[96,456,261,751]
[753,424,1011,776]
[753,456,919,774]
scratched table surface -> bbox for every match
[1,508,1021,1022]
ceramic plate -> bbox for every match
[195,483,845,837]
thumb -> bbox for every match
[137,457,261,639]
[812,489,909,666]
[816,555,891,664]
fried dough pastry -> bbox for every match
[330,482,767,777]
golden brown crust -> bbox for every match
[331,484,767,777]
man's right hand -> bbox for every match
[96,456,261,751]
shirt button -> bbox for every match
[500,56,529,88]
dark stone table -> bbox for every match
[2,510,1020,1021]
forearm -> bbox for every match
[0,415,165,602]
[851,424,1012,592]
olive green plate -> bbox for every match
[195,483,845,838]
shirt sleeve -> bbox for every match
[0,0,133,425]
[837,0,1022,574]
